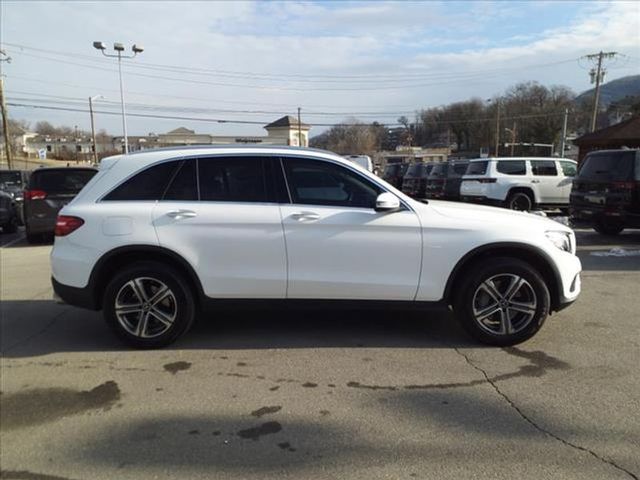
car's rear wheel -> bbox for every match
[2,215,18,234]
[593,220,624,236]
[454,257,550,346]
[505,191,533,211]
[103,262,196,348]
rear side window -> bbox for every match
[199,157,267,202]
[497,161,526,175]
[103,161,180,201]
[531,160,558,176]
[31,169,97,194]
[163,160,198,201]
[578,151,637,181]
[560,161,577,177]
[466,161,488,175]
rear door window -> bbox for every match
[163,160,198,201]
[199,157,267,203]
[466,161,488,175]
[31,169,97,195]
[531,160,558,176]
[103,161,180,201]
[497,161,526,175]
[578,151,637,181]
[560,161,577,177]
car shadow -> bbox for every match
[0,300,477,358]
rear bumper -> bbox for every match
[51,276,100,310]
[570,205,640,227]
[26,216,56,234]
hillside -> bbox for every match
[576,74,640,106]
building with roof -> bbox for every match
[23,115,311,160]
[573,116,640,162]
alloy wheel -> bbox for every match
[114,277,177,338]
[471,273,537,336]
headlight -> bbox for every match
[546,231,572,253]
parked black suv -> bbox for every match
[382,163,409,189]
[0,169,29,225]
[0,189,18,233]
[570,149,640,235]
[443,160,469,201]
[401,162,433,199]
[24,167,98,243]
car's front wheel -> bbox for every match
[103,262,196,348]
[454,257,550,346]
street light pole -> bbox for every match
[93,42,144,154]
[89,95,102,164]
[0,49,13,169]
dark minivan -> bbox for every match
[24,167,98,243]
[401,162,433,199]
[570,149,640,235]
[382,162,409,189]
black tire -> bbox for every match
[505,191,533,211]
[2,215,18,234]
[103,261,196,348]
[25,228,42,244]
[453,257,550,346]
[593,220,624,236]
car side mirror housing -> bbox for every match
[375,192,401,212]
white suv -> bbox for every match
[460,157,577,211]
[51,146,581,348]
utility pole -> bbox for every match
[510,122,516,157]
[89,95,102,164]
[0,76,12,169]
[584,51,618,132]
[0,49,13,169]
[297,107,303,147]
[559,108,568,157]
[495,99,501,156]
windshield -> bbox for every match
[429,163,447,177]
[578,151,638,181]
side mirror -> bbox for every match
[375,192,401,212]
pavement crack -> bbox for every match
[455,348,638,480]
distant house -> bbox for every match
[573,116,640,162]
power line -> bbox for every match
[8,101,569,128]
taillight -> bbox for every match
[55,216,84,236]
[611,181,636,190]
[24,189,47,200]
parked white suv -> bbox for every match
[51,146,581,348]
[460,157,577,211]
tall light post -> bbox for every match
[92,41,144,154]
[89,95,103,164]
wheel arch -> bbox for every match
[88,245,205,310]
[507,186,538,205]
[443,242,562,312]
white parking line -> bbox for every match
[0,234,26,248]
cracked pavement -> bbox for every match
[1,229,639,480]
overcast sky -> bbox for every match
[1,0,639,137]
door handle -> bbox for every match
[291,211,320,221]
[167,209,197,219]
[531,180,540,184]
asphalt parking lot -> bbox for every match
[1,228,639,480]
